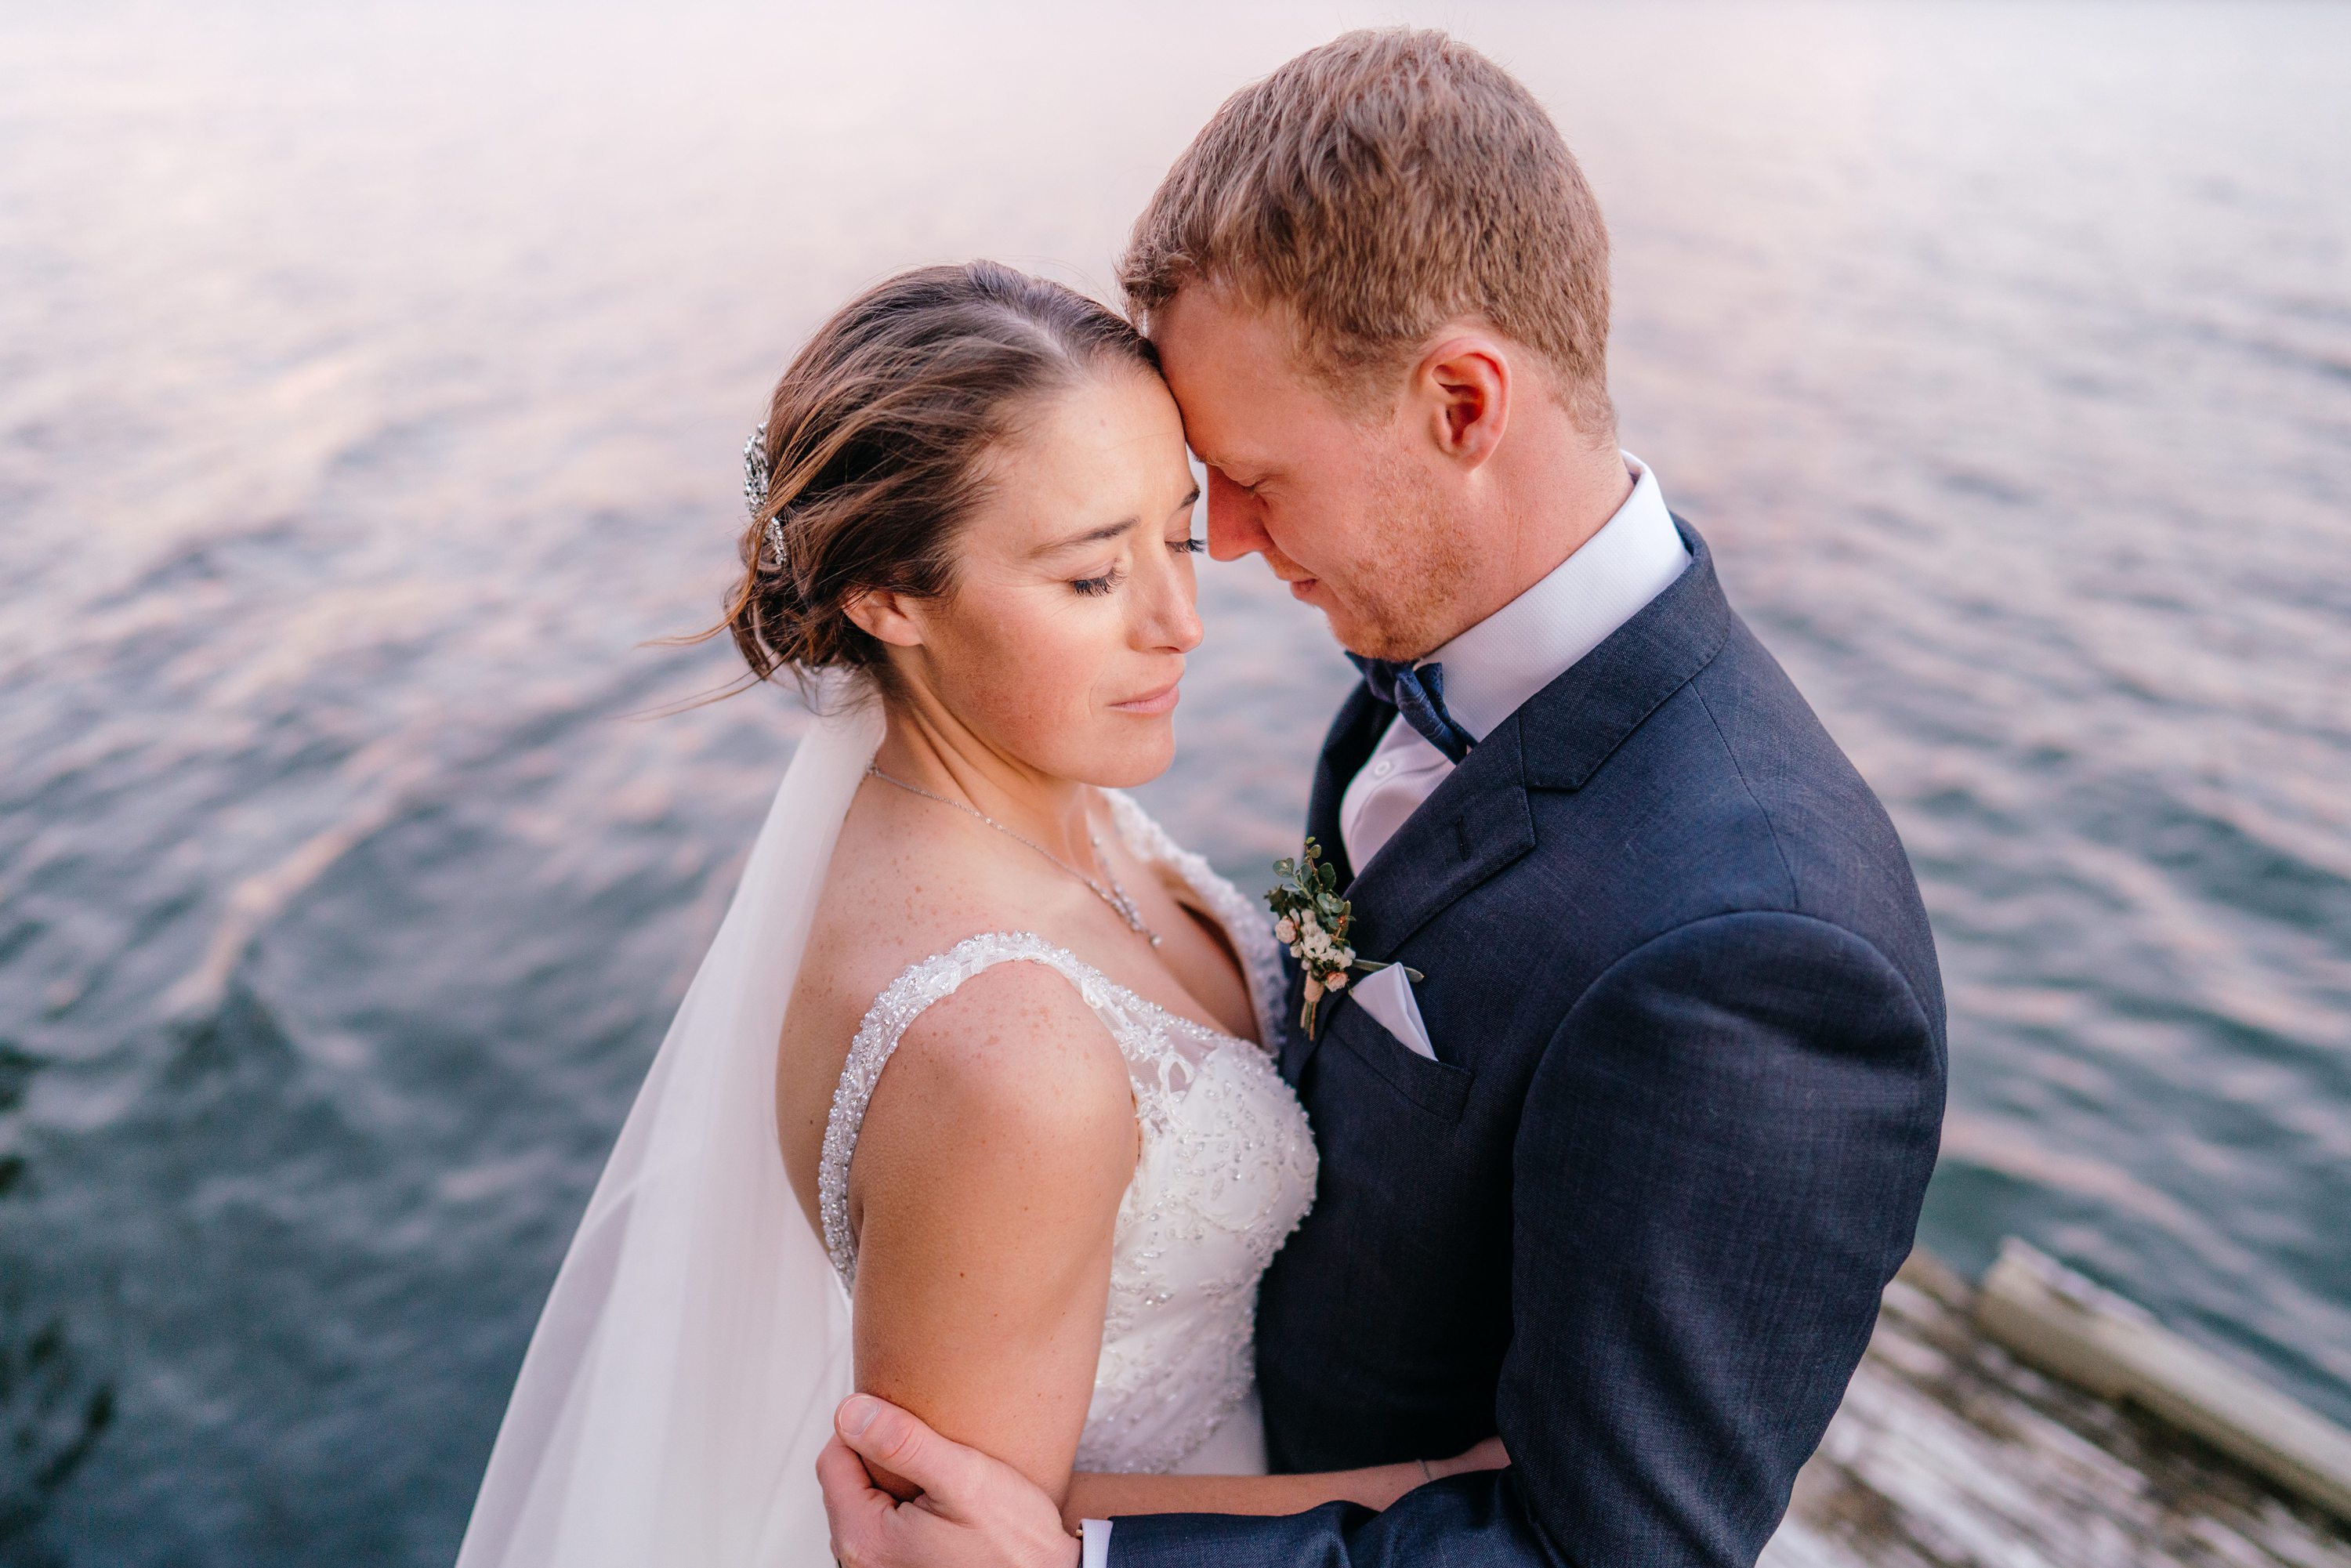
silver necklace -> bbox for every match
[865,766,1162,947]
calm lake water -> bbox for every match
[3,2,2348,1562]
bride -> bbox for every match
[455,261,1499,1567]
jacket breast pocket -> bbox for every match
[1327,998,1473,1123]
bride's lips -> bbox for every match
[1110,677,1183,716]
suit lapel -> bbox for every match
[1344,518,1732,956]
[1281,682,1389,1080]
[1337,717,1538,964]
[1516,517,1732,790]
[1280,518,1736,1081]
[1303,681,1388,893]
[1282,713,1538,1081]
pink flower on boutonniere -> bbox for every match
[1266,838,1419,1037]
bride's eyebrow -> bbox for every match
[1031,517,1140,557]
[1031,488,1201,557]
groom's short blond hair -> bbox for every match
[1121,29,1614,436]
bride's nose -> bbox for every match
[1134,555,1204,655]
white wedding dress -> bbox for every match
[456,679,1317,1567]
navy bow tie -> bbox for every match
[1349,654,1476,764]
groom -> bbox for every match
[822,29,1945,1568]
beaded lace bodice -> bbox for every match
[817,791,1317,1474]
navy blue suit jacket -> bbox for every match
[1112,522,1946,1566]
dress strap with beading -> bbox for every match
[817,932,1135,1290]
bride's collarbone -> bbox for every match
[817,825,1248,1046]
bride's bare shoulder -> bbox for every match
[860,956,1136,1162]
[776,784,1132,1219]
[799,784,1092,1013]
[842,954,1139,1306]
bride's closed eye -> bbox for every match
[1070,537,1202,596]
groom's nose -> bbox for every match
[1204,469,1273,563]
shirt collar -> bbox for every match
[1427,452,1691,742]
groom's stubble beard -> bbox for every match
[1338,440,1478,664]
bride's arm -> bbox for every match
[846,962,1140,1505]
[1060,1436,1509,1531]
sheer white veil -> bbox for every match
[457,674,884,1568]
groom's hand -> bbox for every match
[820,1394,1082,1568]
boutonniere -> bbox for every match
[1267,837,1422,1037]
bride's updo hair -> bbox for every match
[723,261,1161,684]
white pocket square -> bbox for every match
[1349,961,1437,1059]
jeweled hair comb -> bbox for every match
[743,422,785,570]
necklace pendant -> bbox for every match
[1110,890,1160,947]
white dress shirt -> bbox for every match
[1081,458,1685,1566]
[1339,453,1690,871]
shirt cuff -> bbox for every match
[1080,1517,1113,1568]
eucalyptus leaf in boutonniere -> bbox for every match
[1266,837,1423,1037]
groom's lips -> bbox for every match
[1283,574,1319,602]
[1111,677,1182,715]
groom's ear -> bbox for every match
[844,588,928,650]
[1413,335,1511,471]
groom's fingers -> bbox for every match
[824,1397,1081,1568]
[834,1393,984,1512]
[816,1433,896,1565]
